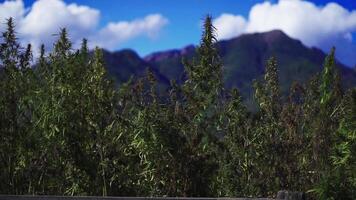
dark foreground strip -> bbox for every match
[0,196,272,200]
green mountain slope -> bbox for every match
[104,30,356,103]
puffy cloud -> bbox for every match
[214,14,246,40]
[0,0,24,30]
[19,0,100,51]
[0,0,168,53]
[245,0,356,47]
[94,14,169,50]
[213,0,356,66]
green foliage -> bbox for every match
[0,17,355,199]
[311,89,356,200]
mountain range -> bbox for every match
[102,30,356,104]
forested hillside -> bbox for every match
[0,17,355,199]
[103,30,356,110]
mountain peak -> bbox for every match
[102,29,356,102]
[260,30,289,43]
[144,45,195,62]
[233,30,291,45]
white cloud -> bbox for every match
[0,0,24,30]
[0,0,168,53]
[245,0,356,47]
[19,0,100,51]
[214,14,246,40]
[213,0,356,66]
[94,14,169,50]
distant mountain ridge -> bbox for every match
[102,49,170,86]
[103,30,356,102]
[144,44,195,63]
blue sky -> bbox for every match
[87,0,356,55]
[19,0,274,54]
[1,0,356,66]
